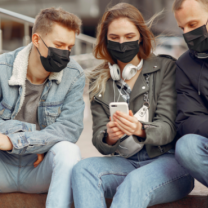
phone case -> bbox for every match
[109,102,129,121]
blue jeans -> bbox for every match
[176,134,208,187]
[0,141,81,208]
[72,148,194,208]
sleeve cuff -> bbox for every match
[96,129,120,155]
[7,132,29,154]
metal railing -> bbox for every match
[0,7,96,56]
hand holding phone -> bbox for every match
[109,102,129,121]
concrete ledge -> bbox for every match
[0,193,207,208]
[0,193,47,208]
[0,181,207,208]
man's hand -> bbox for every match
[0,133,13,151]
[34,154,44,168]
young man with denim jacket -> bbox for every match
[0,7,85,208]
[173,0,208,189]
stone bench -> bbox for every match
[0,180,207,208]
[0,194,207,208]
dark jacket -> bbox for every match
[91,54,177,158]
[176,50,208,138]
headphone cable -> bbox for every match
[116,78,126,103]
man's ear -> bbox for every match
[32,33,40,48]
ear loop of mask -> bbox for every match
[36,35,48,55]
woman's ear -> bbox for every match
[32,33,40,48]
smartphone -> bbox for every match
[109,102,129,121]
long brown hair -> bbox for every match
[87,3,156,100]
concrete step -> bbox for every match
[0,189,207,208]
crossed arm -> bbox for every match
[0,73,85,167]
[0,133,43,167]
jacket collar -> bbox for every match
[96,54,161,105]
[141,53,161,75]
[8,42,63,86]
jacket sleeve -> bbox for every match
[0,120,36,135]
[175,65,208,137]
[139,60,177,146]
[7,73,85,155]
[91,98,121,155]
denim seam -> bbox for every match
[1,161,34,167]
[67,72,84,94]
[65,66,82,74]
[45,150,56,207]
[98,171,128,208]
[98,172,129,187]
[0,63,13,67]
[143,173,190,207]
[17,156,22,192]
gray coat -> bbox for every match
[91,54,177,158]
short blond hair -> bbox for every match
[173,0,208,10]
[32,7,82,35]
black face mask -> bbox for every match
[183,24,208,53]
[107,40,140,63]
[37,36,70,73]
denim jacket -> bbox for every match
[0,43,85,155]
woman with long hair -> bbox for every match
[72,3,194,208]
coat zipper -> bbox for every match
[94,96,109,108]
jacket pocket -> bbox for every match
[0,102,12,120]
[45,105,62,125]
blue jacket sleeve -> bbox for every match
[175,65,208,138]
[7,73,85,155]
[0,120,36,135]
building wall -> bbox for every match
[98,0,182,36]
[0,0,182,37]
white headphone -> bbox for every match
[108,59,143,81]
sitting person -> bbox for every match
[173,0,208,189]
[0,7,85,208]
[71,3,194,208]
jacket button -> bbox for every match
[99,94,102,97]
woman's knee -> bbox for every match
[72,158,97,183]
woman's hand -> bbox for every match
[106,117,125,145]
[113,110,146,138]
[34,154,44,168]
